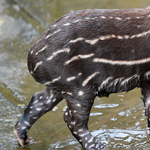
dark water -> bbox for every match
[1,0,150,149]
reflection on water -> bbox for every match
[1,0,150,149]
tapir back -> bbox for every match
[28,8,150,97]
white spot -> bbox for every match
[33,61,43,72]
[73,19,81,23]
[100,16,106,19]
[130,35,136,39]
[115,17,122,20]
[36,45,48,55]
[136,16,141,19]
[46,98,51,104]
[124,35,130,39]
[50,94,54,99]
[109,16,113,19]
[39,96,43,99]
[76,103,81,107]
[78,73,82,76]
[33,117,38,119]
[24,121,30,126]
[46,96,49,99]
[85,143,88,148]
[66,76,76,82]
[47,48,70,61]
[126,17,131,20]
[21,126,26,130]
[78,90,84,96]
[52,24,57,27]
[63,22,71,26]
[78,128,83,132]
[53,98,56,102]
[73,131,78,134]
[33,100,38,104]
[89,144,95,148]
[64,15,69,19]
[30,106,33,109]
[88,136,94,143]
[65,112,68,116]
[74,110,77,113]
[117,35,124,39]
[36,108,42,111]
[46,29,61,39]
[39,103,43,105]
[82,72,99,87]
[69,110,72,115]
[29,111,32,114]
[66,92,73,96]
[71,121,76,125]
[111,34,116,38]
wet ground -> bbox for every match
[1,0,150,149]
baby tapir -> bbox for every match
[14,6,150,150]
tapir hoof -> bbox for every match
[14,128,31,146]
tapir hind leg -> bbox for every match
[14,87,63,146]
[64,93,106,150]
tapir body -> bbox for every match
[14,7,150,150]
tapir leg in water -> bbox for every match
[14,87,63,146]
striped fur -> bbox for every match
[15,7,150,150]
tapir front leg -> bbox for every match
[141,82,150,127]
[14,87,63,146]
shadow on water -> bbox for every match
[1,0,150,149]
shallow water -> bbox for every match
[1,0,150,149]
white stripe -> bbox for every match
[69,29,150,46]
[63,23,71,26]
[93,57,150,65]
[69,37,85,43]
[85,39,99,45]
[45,29,61,39]
[44,76,61,85]
[121,74,139,86]
[65,53,94,65]
[82,72,99,87]
[36,45,48,55]
[73,19,81,23]
[100,77,113,88]
[34,61,43,72]
[47,48,70,61]
[66,76,76,82]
